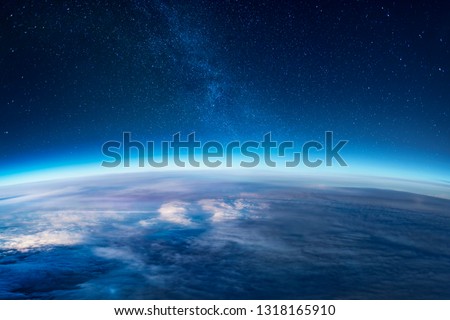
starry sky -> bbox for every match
[1,0,449,180]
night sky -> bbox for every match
[1,0,449,179]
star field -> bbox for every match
[0,0,449,177]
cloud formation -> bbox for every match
[157,201,191,225]
[198,199,268,222]
[0,231,83,252]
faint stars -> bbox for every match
[0,0,449,172]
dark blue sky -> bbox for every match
[1,0,449,178]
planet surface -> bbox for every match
[0,170,449,299]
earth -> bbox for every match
[0,170,449,299]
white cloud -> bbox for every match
[39,210,131,228]
[198,199,268,222]
[138,219,157,227]
[93,247,145,269]
[0,209,143,252]
[198,199,237,221]
[158,201,191,225]
[0,231,83,252]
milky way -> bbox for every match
[1,1,449,179]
